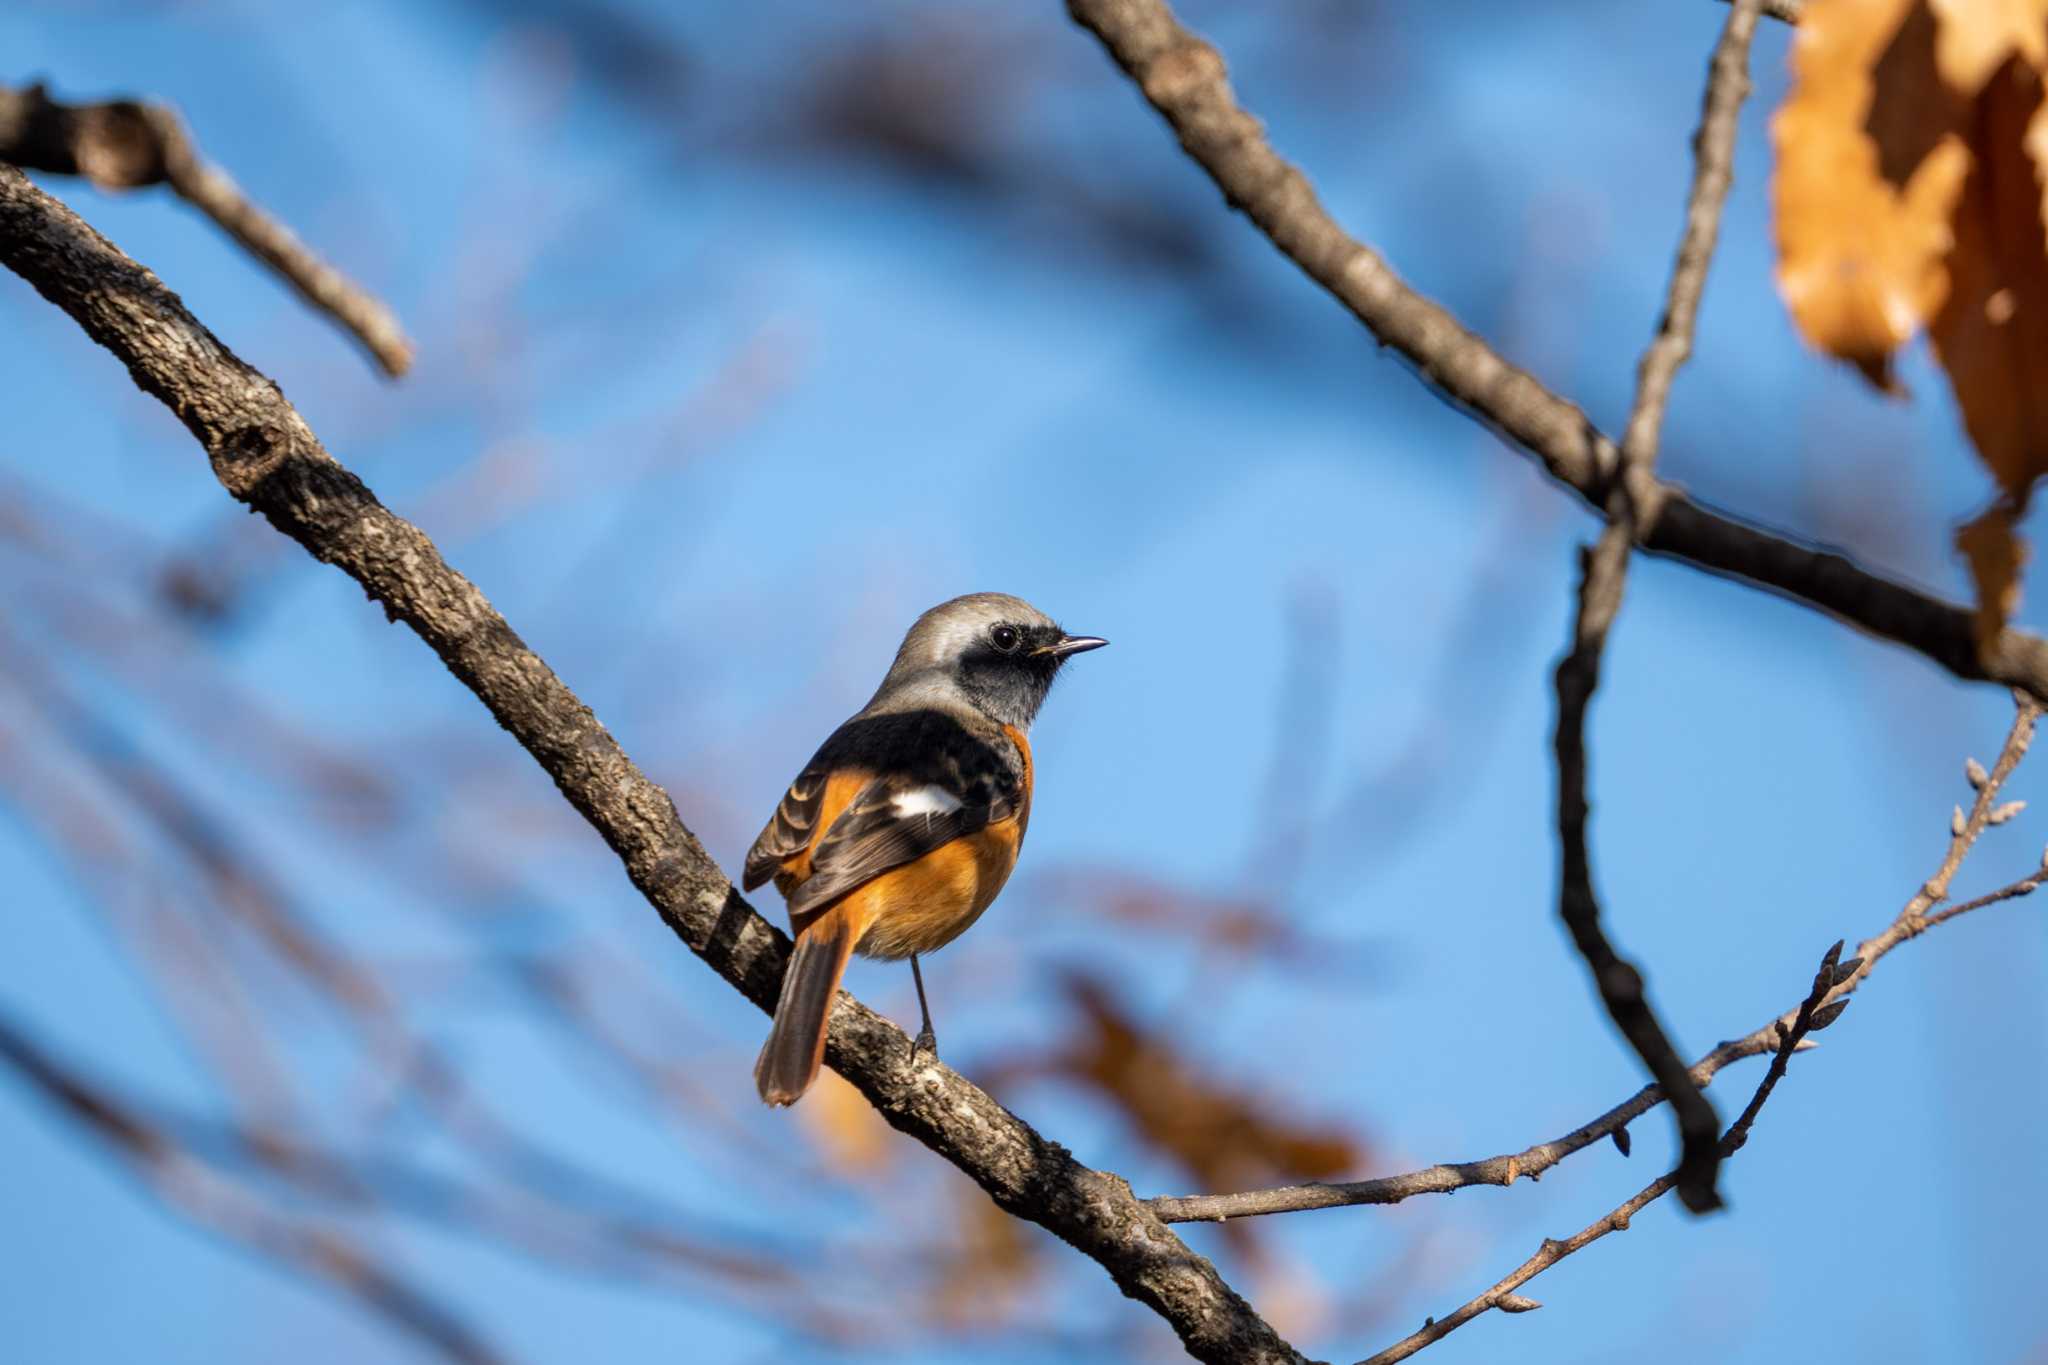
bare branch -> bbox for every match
[1153,698,2043,1225]
[0,162,1309,1365]
[0,82,412,376]
[1059,0,2048,709]
[1552,0,1764,1215]
[1355,807,2012,1365]
[1618,0,1760,494]
[1353,957,1824,1365]
[0,1010,509,1365]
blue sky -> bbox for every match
[3,2,2046,1363]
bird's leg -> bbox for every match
[909,953,938,1061]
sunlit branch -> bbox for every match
[1153,701,2042,1235]
[0,162,1307,1365]
[1060,0,2048,710]
[0,81,412,376]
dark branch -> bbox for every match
[0,162,1310,1365]
[1355,935,1843,1365]
[1151,699,2043,1225]
[1057,0,2048,709]
[0,81,413,376]
[1554,532,1726,1210]
[1552,0,1764,1214]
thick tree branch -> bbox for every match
[1059,0,2048,708]
[0,82,413,377]
[1151,698,2043,1225]
[0,163,1309,1365]
[1552,0,1762,1216]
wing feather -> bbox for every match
[742,768,827,891]
[744,708,1025,912]
[785,775,1018,921]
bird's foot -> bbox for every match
[910,1024,939,1064]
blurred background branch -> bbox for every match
[3,2,2046,1363]
[0,160,1308,1365]
[0,81,413,375]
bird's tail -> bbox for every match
[755,905,862,1106]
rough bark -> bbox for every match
[0,161,1311,1365]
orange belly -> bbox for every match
[773,727,1033,960]
[844,819,1023,959]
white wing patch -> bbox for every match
[892,785,964,820]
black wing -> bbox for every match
[783,769,1021,921]
[742,766,828,891]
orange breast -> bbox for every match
[849,819,1024,960]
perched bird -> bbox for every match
[744,593,1106,1106]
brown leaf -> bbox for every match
[929,1191,1041,1329]
[1049,973,1361,1196]
[1930,56,2048,504]
[1775,0,1970,389]
[1038,865,1379,975]
[1930,0,2048,93]
[798,1069,895,1174]
[1957,499,2029,648]
[1778,1,2048,646]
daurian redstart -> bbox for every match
[744,593,1105,1106]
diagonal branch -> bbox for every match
[0,1010,509,1365]
[0,162,1310,1365]
[1059,0,2048,709]
[1150,697,2043,1225]
[1552,0,1764,1216]
[0,81,413,377]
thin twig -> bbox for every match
[1152,697,2043,1224]
[1059,0,2048,708]
[1552,0,1764,1214]
[1618,0,1761,499]
[0,162,1308,1365]
[1353,704,2048,1365]
[1356,933,1846,1365]
[0,82,412,376]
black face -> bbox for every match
[955,620,1083,729]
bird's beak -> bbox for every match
[1037,634,1108,658]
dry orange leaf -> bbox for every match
[1775,0,1969,388]
[1958,499,2029,647]
[928,1193,1040,1329]
[797,1068,895,1174]
[1777,0,2048,644]
[1932,0,2048,91]
[1050,973,1360,1197]
[1929,57,2048,499]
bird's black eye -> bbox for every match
[991,625,1020,652]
